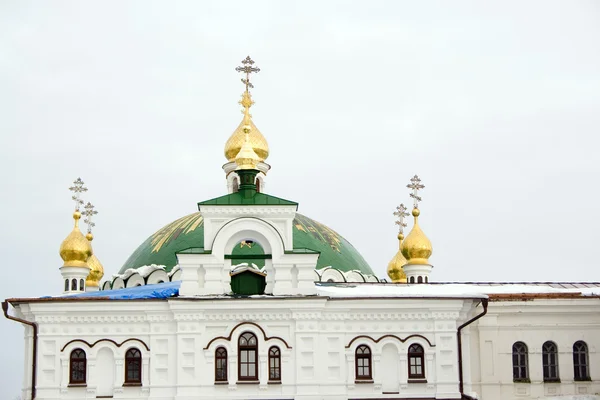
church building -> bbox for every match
[4,57,600,400]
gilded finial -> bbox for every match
[69,177,87,211]
[401,175,433,265]
[388,203,408,283]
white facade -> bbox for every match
[13,294,482,400]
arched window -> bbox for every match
[425,276,429,283]
[512,342,529,381]
[238,332,258,381]
[69,348,86,384]
[408,344,425,379]
[215,347,228,382]
[71,278,77,291]
[256,178,261,193]
[417,276,423,283]
[125,348,142,384]
[355,345,372,380]
[268,346,281,381]
[64,279,69,292]
[409,276,415,283]
[573,341,590,381]
[79,279,85,291]
[542,341,559,381]
[232,178,239,193]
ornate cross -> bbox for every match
[235,56,260,91]
[83,202,98,234]
[393,203,409,234]
[69,177,87,211]
[407,175,425,209]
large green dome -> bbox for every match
[120,212,374,275]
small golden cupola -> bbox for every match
[59,178,92,293]
[387,204,408,283]
[224,56,269,163]
[401,175,433,283]
[83,202,104,291]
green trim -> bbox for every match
[197,192,298,207]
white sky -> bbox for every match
[1,1,600,397]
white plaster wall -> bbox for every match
[467,298,600,400]
[16,296,478,400]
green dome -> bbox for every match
[120,212,374,275]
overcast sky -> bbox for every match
[1,0,600,396]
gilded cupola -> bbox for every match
[388,204,409,283]
[401,175,433,266]
[224,56,269,162]
[59,178,92,269]
[82,202,104,288]
[59,210,93,268]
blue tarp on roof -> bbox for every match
[67,281,181,300]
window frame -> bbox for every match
[355,345,372,381]
[238,332,259,382]
[542,341,560,382]
[124,348,142,385]
[69,348,87,385]
[215,347,228,382]
[573,341,590,381]
[408,343,425,380]
[512,341,529,382]
[268,346,281,382]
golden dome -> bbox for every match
[59,211,92,268]
[387,233,407,283]
[401,208,433,265]
[224,91,269,162]
[85,233,104,287]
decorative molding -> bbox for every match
[345,334,435,349]
[203,321,292,350]
[60,338,150,352]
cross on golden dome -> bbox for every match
[393,203,409,235]
[235,56,260,92]
[69,177,87,211]
[83,202,98,234]
[407,175,425,209]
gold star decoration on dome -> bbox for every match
[235,56,260,92]
[393,203,409,235]
[83,202,98,234]
[407,175,425,209]
[69,177,87,211]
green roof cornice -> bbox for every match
[197,192,298,207]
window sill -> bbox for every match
[67,383,87,387]
[268,380,282,385]
[575,377,592,382]
[407,379,427,384]
[214,381,229,385]
[543,379,561,383]
[354,379,374,384]
[236,380,260,384]
[122,382,142,387]
[513,378,531,383]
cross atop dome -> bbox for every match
[69,177,87,211]
[236,56,260,92]
[407,175,425,209]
